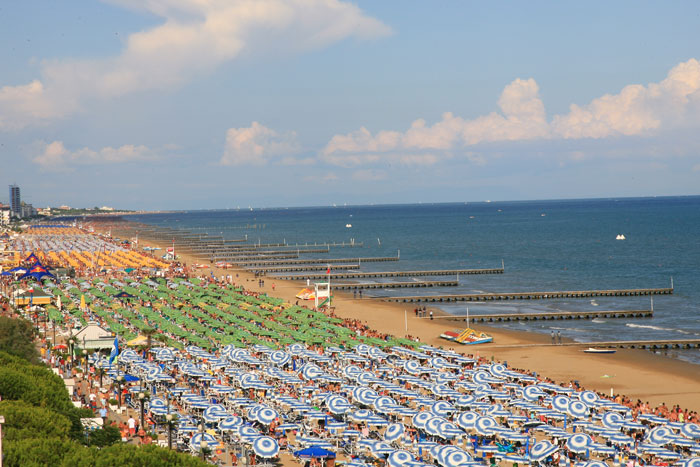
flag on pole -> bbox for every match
[109,336,120,365]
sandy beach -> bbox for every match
[109,223,700,414]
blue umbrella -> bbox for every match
[579,391,599,407]
[530,440,559,461]
[387,450,414,467]
[253,436,279,458]
[444,450,473,467]
[601,412,623,429]
[404,360,421,374]
[431,400,455,417]
[239,426,261,440]
[567,400,589,419]
[455,395,476,407]
[374,396,397,413]
[489,363,507,378]
[219,416,244,431]
[270,350,290,366]
[302,364,323,380]
[647,426,674,445]
[456,411,479,429]
[351,409,375,422]
[327,396,352,415]
[354,387,379,405]
[424,417,443,437]
[370,441,394,457]
[681,423,700,440]
[256,407,279,425]
[385,423,405,442]
[523,385,545,401]
[190,432,219,450]
[679,459,700,467]
[552,395,571,413]
[566,433,593,454]
[474,416,498,435]
[412,412,433,429]
[343,365,362,379]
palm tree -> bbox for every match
[142,327,157,355]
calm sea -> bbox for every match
[128,196,700,365]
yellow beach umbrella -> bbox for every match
[80,294,86,310]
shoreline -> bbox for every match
[106,220,700,413]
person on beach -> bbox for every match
[551,331,555,344]
[429,310,433,320]
[557,331,562,344]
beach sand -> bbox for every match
[110,224,700,414]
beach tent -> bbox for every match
[20,263,55,281]
[24,252,41,265]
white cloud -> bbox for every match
[322,59,700,166]
[0,0,391,130]
[221,122,300,166]
[33,141,156,170]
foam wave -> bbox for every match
[625,323,700,336]
[591,318,606,323]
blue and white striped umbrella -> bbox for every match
[256,407,279,425]
[370,441,394,456]
[288,343,304,355]
[219,416,244,431]
[647,426,674,445]
[455,395,476,407]
[327,396,352,415]
[404,360,421,374]
[431,400,455,417]
[579,391,599,407]
[456,411,479,429]
[355,344,370,355]
[343,365,362,379]
[474,416,498,435]
[275,423,301,431]
[301,364,323,380]
[678,458,700,467]
[601,412,623,429]
[190,432,219,450]
[387,450,414,467]
[566,433,593,454]
[681,423,700,440]
[385,423,405,442]
[239,426,261,440]
[523,385,545,401]
[269,351,290,366]
[489,363,507,378]
[434,445,459,464]
[552,395,571,413]
[530,440,559,461]
[374,396,397,413]
[368,347,387,360]
[444,450,473,467]
[424,417,444,437]
[354,387,379,405]
[567,400,589,419]
[352,409,375,422]
[430,357,448,369]
[412,411,433,429]
[252,436,279,458]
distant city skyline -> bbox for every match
[1,1,699,210]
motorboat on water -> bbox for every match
[616,234,626,240]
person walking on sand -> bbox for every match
[557,331,562,345]
[551,331,556,344]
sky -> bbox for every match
[1,0,700,210]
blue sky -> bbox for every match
[1,1,699,210]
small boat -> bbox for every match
[616,234,626,240]
[345,224,352,228]
[583,347,616,354]
[441,327,493,345]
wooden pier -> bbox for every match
[250,264,361,273]
[231,256,398,267]
[382,287,673,303]
[432,309,652,322]
[332,280,459,290]
[485,339,700,350]
[272,268,504,280]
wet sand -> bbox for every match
[111,224,700,413]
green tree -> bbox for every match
[0,400,71,441]
[86,424,121,447]
[0,316,40,363]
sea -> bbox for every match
[127,196,700,365]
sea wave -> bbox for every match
[625,323,700,335]
[591,318,606,323]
